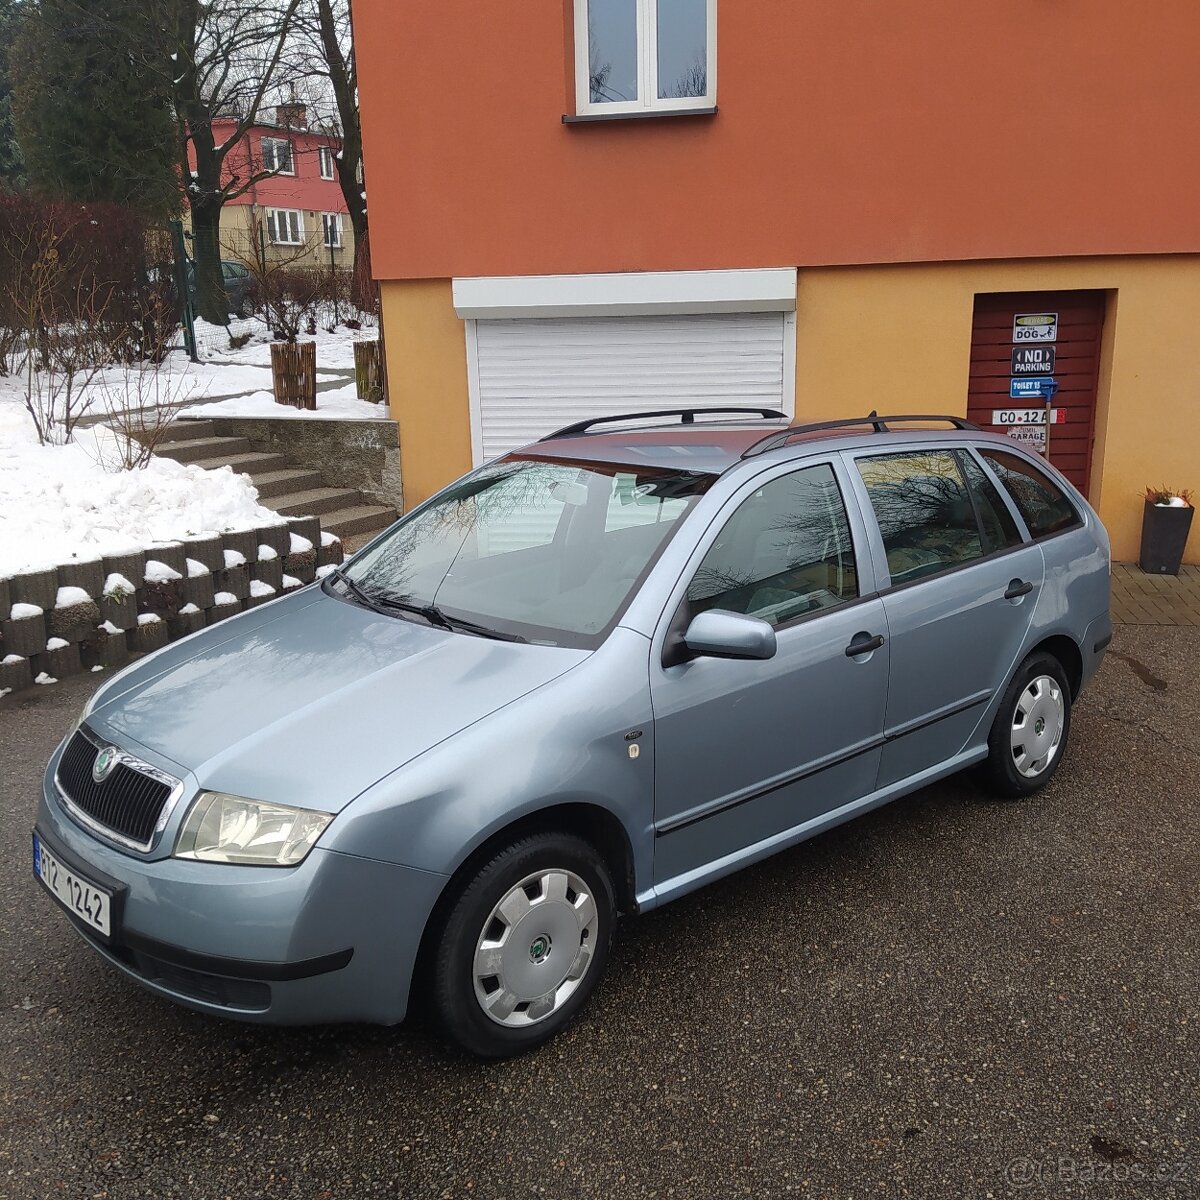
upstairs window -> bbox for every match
[318,145,336,180]
[321,212,342,248]
[574,0,716,116]
[262,137,295,175]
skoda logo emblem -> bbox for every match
[92,746,118,784]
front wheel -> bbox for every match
[431,832,615,1058]
[980,651,1072,798]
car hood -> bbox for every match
[86,589,589,811]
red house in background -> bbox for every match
[186,103,354,270]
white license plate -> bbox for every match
[33,835,112,937]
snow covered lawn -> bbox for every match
[0,408,279,576]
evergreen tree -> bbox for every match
[11,0,177,217]
[0,0,26,188]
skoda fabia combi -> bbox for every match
[35,409,1111,1057]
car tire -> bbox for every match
[431,832,615,1058]
[980,651,1072,799]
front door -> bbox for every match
[650,460,890,892]
[847,446,1045,788]
[966,290,1105,498]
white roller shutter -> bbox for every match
[469,311,791,464]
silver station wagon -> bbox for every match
[34,409,1111,1057]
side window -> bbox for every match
[857,450,984,584]
[957,451,1023,554]
[979,450,1080,538]
[687,464,858,627]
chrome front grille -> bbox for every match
[55,728,181,851]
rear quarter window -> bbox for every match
[979,449,1080,538]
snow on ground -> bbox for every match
[0,407,280,577]
[189,380,387,421]
[0,314,379,423]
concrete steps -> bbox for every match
[152,420,397,548]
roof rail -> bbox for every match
[540,407,787,441]
[741,411,980,458]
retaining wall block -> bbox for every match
[10,568,58,610]
[252,557,284,591]
[182,570,216,610]
[0,578,9,617]
[99,591,138,630]
[47,598,101,644]
[257,522,292,558]
[81,627,129,671]
[287,515,321,550]
[180,534,223,573]
[317,536,344,568]
[283,549,317,585]
[140,579,183,618]
[145,542,187,577]
[222,529,258,564]
[214,564,250,601]
[0,655,31,693]
[208,596,244,622]
[33,642,82,681]
[169,609,207,639]
[2,613,47,658]
[101,550,147,592]
[128,617,169,654]
[58,558,105,597]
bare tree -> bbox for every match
[292,0,369,308]
[168,0,303,326]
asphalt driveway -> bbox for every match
[1,627,1198,1199]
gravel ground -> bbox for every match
[1,627,1197,1199]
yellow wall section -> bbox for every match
[794,256,1200,563]
[379,259,1200,563]
[380,279,472,509]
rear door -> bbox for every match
[649,458,890,890]
[844,445,1044,788]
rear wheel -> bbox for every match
[431,832,615,1058]
[980,651,1072,798]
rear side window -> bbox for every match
[857,450,984,584]
[687,463,858,627]
[958,451,1022,553]
[979,449,1080,538]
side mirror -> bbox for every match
[682,609,777,661]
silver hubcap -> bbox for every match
[472,869,598,1027]
[1010,674,1065,778]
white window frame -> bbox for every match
[266,208,304,246]
[573,0,717,116]
[318,145,336,180]
[261,136,295,176]
[321,212,342,248]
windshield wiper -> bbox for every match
[372,596,527,642]
[328,566,394,616]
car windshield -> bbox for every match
[338,456,714,647]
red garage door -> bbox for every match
[966,291,1105,497]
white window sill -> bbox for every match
[562,105,716,125]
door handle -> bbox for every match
[845,633,885,657]
[1004,579,1034,600]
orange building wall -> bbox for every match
[355,0,1200,282]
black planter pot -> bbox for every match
[1139,500,1195,575]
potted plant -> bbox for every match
[1139,486,1195,575]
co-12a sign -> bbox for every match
[1011,345,1055,375]
[1012,313,1058,342]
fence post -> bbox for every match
[169,219,199,363]
[354,340,384,403]
[271,341,317,410]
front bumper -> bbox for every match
[35,775,448,1026]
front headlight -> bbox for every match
[174,792,332,866]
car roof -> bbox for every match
[523,411,1016,475]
